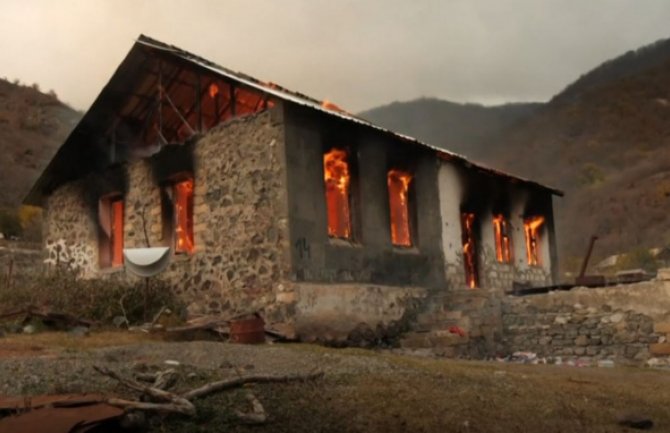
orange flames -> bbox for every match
[208,83,219,98]
[174,178,194,253]
[321,99,346,113]
[388,169,412,246]
[524,216,544,266]
[324,148,351,239]
[461,212,478,289]
[111,199,124,267]
[493,214,512,263]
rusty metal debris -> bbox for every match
[575,235,606,287]
[0,305,94,330]
[0,394,123,433]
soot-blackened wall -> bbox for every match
[282,104,446,291]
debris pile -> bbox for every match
[0,363,324,431]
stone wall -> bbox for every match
[501,274,670,363]
[400,161,557,357]
[43,109,295,325]
[437,162,555,292]
[0,241,43,287]
[291,282,427,342]
[154,109,292,323]
[43,181,98,276]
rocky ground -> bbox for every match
[2,332,670,432]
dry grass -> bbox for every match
[4,332,670,432]
[234,355,670,433]
[0,331,157,357]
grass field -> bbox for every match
[1,332,669,432]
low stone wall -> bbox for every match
[0,241,44,286]
[501,275,670,363]
[292,282,427,343]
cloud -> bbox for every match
[0,0,668,111]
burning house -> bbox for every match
[26,35,561,346]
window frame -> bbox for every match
[323,146,356,241]
[160,172,195,255]
[492,212,513,264]
[387,168,415,248]
[98,193,124,269]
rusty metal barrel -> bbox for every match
[229,314,265,344]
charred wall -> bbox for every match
[282,103,446,291]
[437,161,557,291]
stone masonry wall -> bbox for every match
[0,241,43,287]
[43,109,294,326]
[406,162,554,358]
[501,273,670,363]
[43,181,98,276]
[152,109,292,323]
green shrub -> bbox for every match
[616,247,657,272]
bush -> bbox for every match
[0,208,22,237]
[0,272,185,325]
[579,163,606,186]
[616,247,657,272]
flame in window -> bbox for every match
[324,148,351,239]
[174,178,194,253]
[111,199,124,267]
[493,214,512,263]
[388,169,412,246]
[208,83,219,98]
[461,212,478,289]
[524,216,545,266]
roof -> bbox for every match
[25,35,562,205]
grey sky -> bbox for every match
[1,0,668,112]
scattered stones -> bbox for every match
[68,326,90,338]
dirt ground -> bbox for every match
[1,331,670,433]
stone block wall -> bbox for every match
[502,298,656,361]
[43,109,295,325]
[500,277,670,362]
[0,241,44,286]
[43,181,98,276]
[153,110,292,322]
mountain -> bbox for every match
[0,78,80,208]
[489,39,670,270]
[359,99,540,159]
[359,37,670,272]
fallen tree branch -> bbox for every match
[235,391,267,425]
[94,365,324,421]
[94,366,178,403]
[106,397,195,417]
[182,371,324,400]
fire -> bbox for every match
[461,212,478,289]
[493,214,512,263]
[111,199,124,267]
[524,216,545,266]
[321,99,346,113]
[323,148,351,239]
[388,169,412,246]
[174,178,194,253]
[208,83,219,98]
